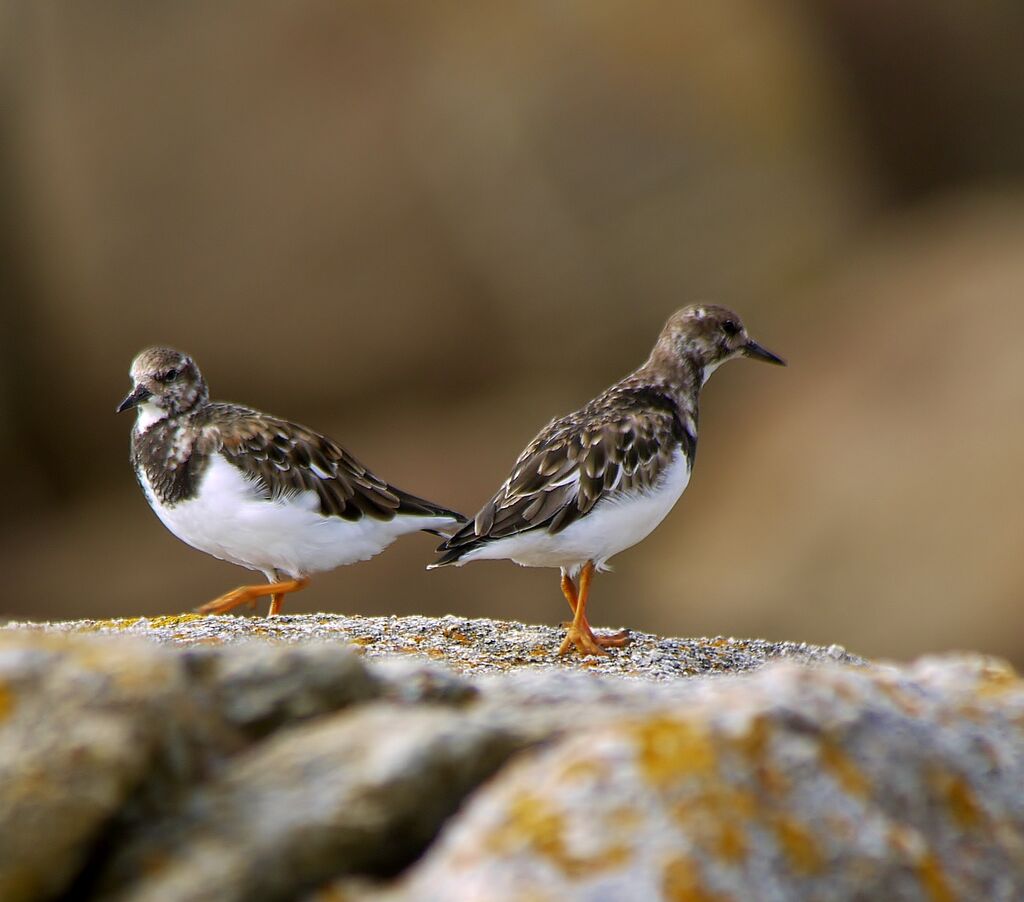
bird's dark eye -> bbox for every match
[721,320,740,337]
[159,368,180,383]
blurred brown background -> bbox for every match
[2,1,1023,664]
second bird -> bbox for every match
[431,305,785,656]
[118,347,465,616]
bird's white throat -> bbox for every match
[135,399,169,432]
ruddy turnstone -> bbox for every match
[430,305,785,656]
[117,346,466,615]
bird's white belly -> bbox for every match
[139,454,450,578]
[463,450,691,571]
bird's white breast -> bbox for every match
[460,449,692,572]
[137,452,453,578]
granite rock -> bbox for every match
[385,656,1024,902]
[0,634,223,902]
[1,616,1021,902]
[99,706,525,902]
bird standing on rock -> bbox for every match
[118,347,465,616]
[430,305,785,656]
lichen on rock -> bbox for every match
[0,616,1021,902]
[386,656,1024,902]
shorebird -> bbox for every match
[118,346,465,615]
[430,305,785,655]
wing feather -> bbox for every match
[437,389,688,562]
[196,404,463,523]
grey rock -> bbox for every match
[100,706,527,902]
[181,641,381,738]
[10,617,1018,902]
[0,626,479,901]
[0,633,224,902]
[386,655,1024,901]
[21,613,868,678]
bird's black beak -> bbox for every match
[743,339,786,366]
[116,384,152,413]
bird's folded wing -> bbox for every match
[198,404,407,521]
[450,405,681,548]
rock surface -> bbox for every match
[101,706,523,902]
[25,612,862,678]
[0,615,1022,901]
[0,634,230,902]
[385,656,1024,902]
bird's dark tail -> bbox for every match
[392,487,467,534]
[427,519,484,569]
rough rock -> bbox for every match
[23,612,864,678]
[179,641,382,739]
[99,706,524,902]
[0,633,226,902]
[384,656,1024,902]
[1,616,1021,902]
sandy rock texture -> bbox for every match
[0,615,1021,902]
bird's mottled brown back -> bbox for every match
[194,403,462,522]
[436,379,696,560]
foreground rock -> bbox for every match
[1,616,1022,901]
[385,656,1024,901]
[0,634,230,902]
[101,707,523,902]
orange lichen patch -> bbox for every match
[79,617,143,631]
[672,785,757,829]
[735,715,790,797]
[770,814,823,876]
[819,742,871,798]
[874,680,925,716]
[604,804,643,833]
[974,658,1021,698]
[0,682,14,720]
[559,757,609,784]
[931,770,983,829]
[917,849,956,902]
[671,781,757,868]
[529,645,550,657]
[888,828,955,902]
[661,854,725,902]
[347,636,374,646]
[713,818,747,863]
[145,614,209,629]
[633,717,716,786]
[485,793,631,879]
[441,627,473,645]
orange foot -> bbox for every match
[196,577,309,616]
[556,561,631,657]
[558,623,631,656]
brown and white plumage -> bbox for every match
[118,346,465,615]
[435,384,694,566]
[432,304,785,655]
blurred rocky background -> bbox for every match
[1,0,1023,663]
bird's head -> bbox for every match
[116,346,208,425]
[655,304,785,383]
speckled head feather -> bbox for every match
[645,304,786,386]
[117,346,208,417]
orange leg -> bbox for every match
[196,577,309,616]
[560,571,580,614]
[557,562,630,656]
